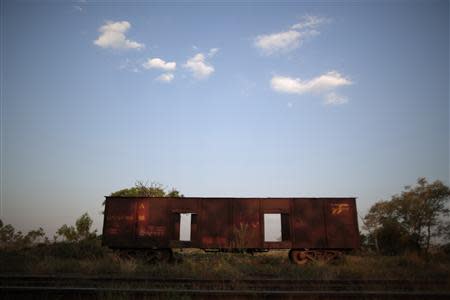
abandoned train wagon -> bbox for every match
[102,197,360,264]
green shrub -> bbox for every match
[30,239,108,259]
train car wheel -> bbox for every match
[289,249,310,265]
[289,249,343,265]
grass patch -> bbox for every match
[1,244,449,282]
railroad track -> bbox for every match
[1,274,449,299]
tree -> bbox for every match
[103,182,182,214]
[56,224,78,242]
[56,213,97,242]
[0,220,45,249]
[364,177,450,254]
[75,213,95,240]
[0,222,16,248]
[167,189,182,197]
[110,181,183,198]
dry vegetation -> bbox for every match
[1,242,450,282]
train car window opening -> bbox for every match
[180,213,193,241]
[264,214,282,242]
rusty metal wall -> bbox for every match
[232,199,261,248]
[102,197,359,250]
[102,197,137,248]
[200,198,231,248]
[135,198,170,248]
[291,198,327,249]
[324,198,360,249]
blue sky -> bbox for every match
[1,0,449,235]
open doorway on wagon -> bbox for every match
[264,213,290,242]
[179,213,197,241]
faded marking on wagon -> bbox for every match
[138,225,166,237]
[108,215,134,221]
[331,203,350,215]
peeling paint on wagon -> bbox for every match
[102,197,360,261]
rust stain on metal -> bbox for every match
[102,197,360,251]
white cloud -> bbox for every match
[271,71,351,94]
[254,15,328,55]
[143,58,176,71]
[94,21,144,50]
[184,53,215,79]
[254,30,301,55]
[270,71,352,105]
[156,73,174,83]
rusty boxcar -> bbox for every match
[102,197,359,264]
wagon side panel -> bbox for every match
[199,198,231,248]
[232,199,262,249]
[135,198,170,248]
[102,197,137,248]
[292,198,327,249]
[324,198,359,249]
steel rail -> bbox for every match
[1,275,448,294]
[0,274,447,284]
[1,286,450,299]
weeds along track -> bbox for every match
[1,274,450,299]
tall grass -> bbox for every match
[1,243,449,282]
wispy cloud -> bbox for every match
[94,21,144,50]
[291,15,328,31]
[254,31,301,56]
[184,51,216,79]
[156,73,174,83]
[254,15,328,55]
[208,48,219,57]
[143,58,176,71]
[324,92,348,106]
[270,71,352,105]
